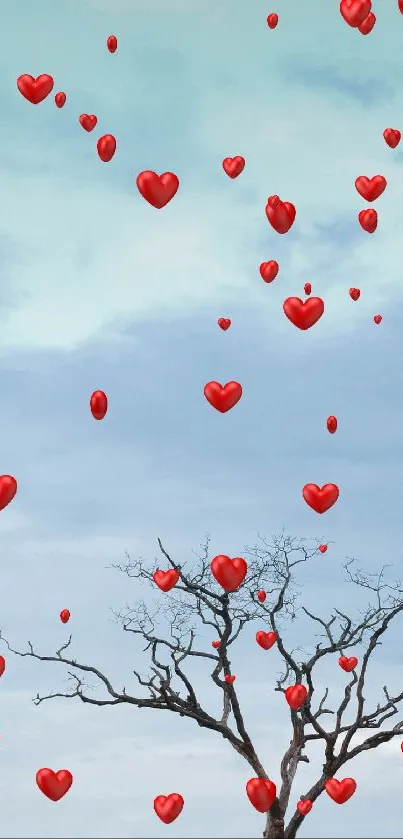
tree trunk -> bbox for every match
[263,813,285,839]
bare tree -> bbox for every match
[2,533,403,839]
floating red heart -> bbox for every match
[297,800,312,816]
[349,287,360,301]
[210,555,247,591]
[266,195,296,234]
[257,590,266,602]
[153,569,180,592]
[218,318,231,330]
[212,640,220,649]
[97,134,116,162]
[304,283,311,296]
[222,156,245,178]
[17,74,54,104]
[383,128,401,148]
[54,92,66,108]
[0,476,17,511]
[358,11,376,32]
[327,415,337,433]
[340,0,371,27]
[204,381,242,413]
[267,13,279,28]
[90,390,108,420]
[246,778,277,813]
[302,484,339,514]
[107,35,118,53]
[79,114,97,131]
[225,674,236,684]
[339,656,358,672]
[319,544,328,554]
[153,794,184,824]
[374,314,382,324]
[0,656,5,677]
[399,0,403,13]
[36,769,73,801]
[358,208,377,233]
[136,171,179,208]
[283,297,324,330]
[355,175,386,201]
[60,609,70,624]
[260,261,279,283]
[285,684,308,710]
[325,777,356,804]
[256,631,277,650]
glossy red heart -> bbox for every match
[79,114,97,131]
[267,13,279,28]
[153,793,184,824]
[257,590,266,602]
[399,0,403,12]
[325,777,356,804]
[327,416,337,433]
[212,640,220,649]
[355,175,386,201]
[36,769,73,801]
[265,195,296,234]
[218,318,231,330]
[358,11,375,32]
[246,778,277,813]
[283,297,324,330]
[0,656,5,677]
[302,484,339,514]
[97,134,116,162]
[349,287,360,301]
[59,609,70,624]
[260,260,279,283]
[0,476,17,511]
[374,314,382,324]
[153,569,180,592]
[319,544,328,554]
[340,0,371,27]
[204,381,242,413]
[90,390,108,420]
[285,684,308,710]
[136,171,179,208]
[17,74,54,104]
[211,555,247,591]
[358,208,377,233]
[339,656,358,672]
[107,35,118,53]
[256,631,277,650]
[225,674,236,684]
[304,282,311,295]
[222,156,245,178]
[54,92,66,108]
[297,800,312,815]
[383,128,401,148]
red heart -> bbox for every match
[325,777,356,804]
[222,156,245,178]
[136,171,179,208]
[340,0,371,27]
[256,631,277,650]
[17,74,54,104]
[383,128,401,149]
[0,476,17,511]
[36,768,73,801]
[0,656,5,677]
[327,415,338,433]
[302,483,339,514]
[358,208,377,233]
[339,656,358,672]
[285,684,308,711]
[297,800,312,816]
[54,92,66,108]
[218,318,231,330]
[355,175,386,201]
[358,11,376,32]
[260,260,279,283]
[318,544,327,553]
[265,195,296,234]
[79,114,97,132]
[246,778,276,813]
[399,0,403,13]
[107,35,118,53]
[210,555,248,591]
[225,674,236,683]
[90,390,108,420]
[212,640,220,649]
[97,134,116,163]
[153,569,180,592]
[283,297,324,330]
[349,287,360,301]
[267,13,279,29]
[304,282,311,295]
[257,590,266,602]
[204,381,242,413]
[374,314,382,324]
[59,609,70,624]
[153,793,184,824]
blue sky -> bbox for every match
[1,0,403,836]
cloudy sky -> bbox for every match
[1,0,403,836]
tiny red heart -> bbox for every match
[285,684,308,711]
[260,261,279,283]
[136,171,179,208]
[358,208,377,233]
[212,640,220,649]
[304,283,311,295]
[257,590,266,603]
[36,769,73,801]
[339,656,358,672]
[204,381,242,413]
[283,297,324,330]
[302,484,339,514]
[340,0,371,27]
[0,476,17,511]
[17,74,54,104]
[265,195,296,234]
[355,175,386,201]
[267,13,279,28]
[349,288,360,301]
[153,793,184,824]
[246,778,277,812]
[90,390,108,420]
[327,415,338,433]
[225,674,236,684]
[211,555,248,591]
[297,800,312,816]
[325,777,356,804]
[222,156,245,178]
[218,318,231,330]
[374,314,382,324]
[383,128,401,149]
[358,11,376,33]
[54,92,66,108]
[153,569,180,592]
[399,0,403,13]
[256,631,277,650]
[79,114,97,131]
[319,544,328,554]
[59,609,70,624]
[107,35,118,53]
[97,134,116,162]
[0,656,5,677]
